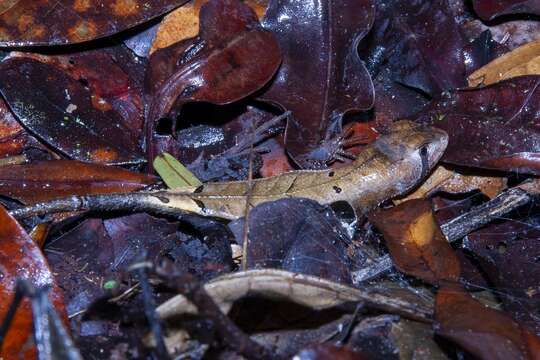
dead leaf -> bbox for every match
[0,206,67,359]
[369,199,461,285]
[157,269,433,323]
[0,56,144,165]
[0,0,189,46]
[260,0,375,168]
[435,284,540,360]
[0,160,157,204]
[150,0,268,54]
[145,0,281,163]
[469,40,540,87]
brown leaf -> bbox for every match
[435,284,540,360]
[145,0,281,163]
[469,40,540,87]
[260,0,375,168]
[0,56,144,165]
[369,199,461,285]
[0,160,157,204]
[0,206,67,359]
[0,97,26,158]
[0,0,189,46]
[150,0,268,54]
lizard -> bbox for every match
[9,120,448,221]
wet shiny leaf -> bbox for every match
[369,199,461,285]
[145,0,281,163]
[472,0,540,21]
[435,284,540,360]
[0,206,67,359]
[260,0,375,168]
[416,76,540,175]
[0,0,189,46]
[0,160,157,204]
[0,57,144,165]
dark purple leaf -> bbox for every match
[0,0,189,46]
[229,198,354,284]
[259,0,375,168]
[473,0,540,21]
[0,57,144,165]
[145,0,281,164]
[365,0,469,96]
[466,214,540,334]
[415,76,540,174]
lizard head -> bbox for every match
[374,120,448,176]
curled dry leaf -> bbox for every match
[0,206,67,359]
[435,284,540,360]
[260,0,375,168]
[157,269,433,323]
[0,57,144,165]
[469,40,540,87]
[396,165,506,203]
[368,199,461,285]
[472,0,540,21]
[150,0,268,54]
[145,0,281,163]
[416,76,540,175]
[0,160,157,204]
[0,0,189,46]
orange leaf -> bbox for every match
[368,199,461,284]
[0,206,67,359]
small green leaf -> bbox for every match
[103,280,118,290]
[153,152,202,189]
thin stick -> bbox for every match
[352,187,532,283]
[241,125,256,271]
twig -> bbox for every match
[241,124,256,271]
[129,260,170,359]
[352,188,533,283]
[158,271,276,360]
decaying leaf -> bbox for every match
[153,152,202,189]
[228,198,354,284]
[157,269,432,323]
[435,284,540,360]
[0,0,189,46]
[396,165,506,203]
[0,206,67,359]
[0,160,157,204]
[369,199,461,285]
[0,57,144,165]
[150,0,268,54]
[472,0,540,21]
[469,40,540,87]
[416,76,540,175]
[145,0,281,163]
[260,0,375,168]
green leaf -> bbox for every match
[153,152,202,189]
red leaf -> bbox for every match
[0,206,67,359]
[145,0,281,163]
[435,284,540,360]
[0,160,157,204]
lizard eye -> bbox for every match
[419,145,428,157]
